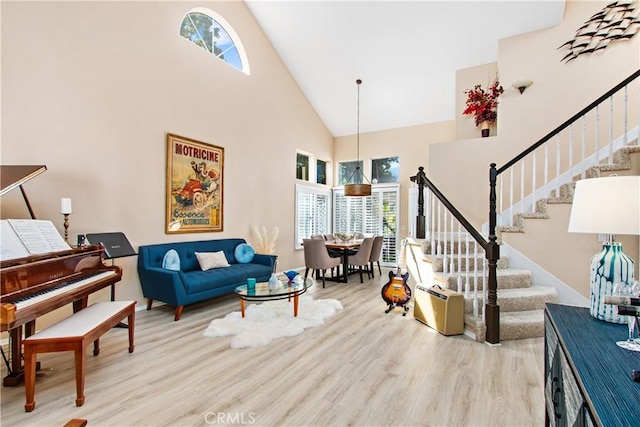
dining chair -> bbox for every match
[347,237,374,283]
[368,236,384,277]
[311,235,325,240]
[303,239,341,288]
[324,234,335,241]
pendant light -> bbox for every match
[344,79,372,197]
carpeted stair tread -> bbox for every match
[422,254,508,272]
[499,310,546,340]
[464,286,558,314]
[434,268,532,291]
[463,310,546,341]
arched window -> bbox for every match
[180,8,250,75]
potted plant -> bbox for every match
[463,78,504,137]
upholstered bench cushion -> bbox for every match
[23,300,136,412]
[24,301,135,340]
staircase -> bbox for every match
[497,143,640,238]
[407,70,639,344]
[493,141,637,341]
[407,141,639,343]
[418,238,558,342]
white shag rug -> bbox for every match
[203,294,342,348]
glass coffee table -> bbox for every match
[234,277,313,318]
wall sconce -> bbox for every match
[512,79,533,94]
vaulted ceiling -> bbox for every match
[245,1,566,136]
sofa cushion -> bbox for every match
[195,251,230,270]
[182,263,273,294]
[162,249,181,271]
[234,243,255,264]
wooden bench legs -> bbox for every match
[23,301,135,412]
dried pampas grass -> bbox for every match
[249,225,279,255]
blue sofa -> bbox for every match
[137,238,276,320]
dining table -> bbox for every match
[324,239,363,283]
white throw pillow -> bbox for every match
[195,251,230,270]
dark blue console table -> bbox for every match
[545,303,640,426]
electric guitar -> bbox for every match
[381,239,411,315]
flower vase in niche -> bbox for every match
[462,77,503,139]
[268,273,280,291]
[480,121,490,138]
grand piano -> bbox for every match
[0,165,122,386]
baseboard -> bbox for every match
[500,243,589,307]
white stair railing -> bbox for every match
[494,76,638,230]
[419,189,487,320]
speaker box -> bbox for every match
[414,284,464,336]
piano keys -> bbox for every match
[1,246,122,386]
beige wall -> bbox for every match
[333,121,454,238]
[502,142,640,294]
[1,1,333,325]
[431,0,640,229]
[429,0,640,298]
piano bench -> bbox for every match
[22,300,136,413]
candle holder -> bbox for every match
[63,214,70,243]
[60,198,72,244]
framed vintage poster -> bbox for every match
[166,133,224,233]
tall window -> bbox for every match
[333,184,400,265]
[180,9,250,75]
[295,184,331,249]
[371,156,400,183]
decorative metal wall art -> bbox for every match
[558,0,640,63]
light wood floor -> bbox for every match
[1,270,545,426]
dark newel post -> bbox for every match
[410,167,426,238]
[486,163,500,344]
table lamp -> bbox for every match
[568,176,640,323]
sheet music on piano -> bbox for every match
[0,219,71,261]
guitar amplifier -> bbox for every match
[414,284,464,336]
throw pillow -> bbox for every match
[195,251,230,271]
[234,243,255,264]
[162,249,181,271]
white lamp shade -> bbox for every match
[568,176,640,235]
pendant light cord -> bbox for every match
[356,79,361,163]
[344,78,371,195]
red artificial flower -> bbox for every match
[463,79,504,126]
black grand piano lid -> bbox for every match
[0,165,47,219]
